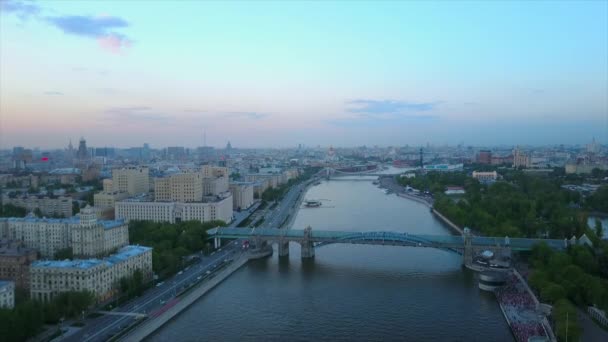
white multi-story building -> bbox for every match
[203,176,229,196]
[229,182,254,210]
[111,167,150,196]
[0,281,15,309]
[71,206,129,258]
[30,245,152,302]
[472,171,498,183]
[513,148,531,168]
[1,206,129,258]
[116,196,233,224]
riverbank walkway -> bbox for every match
[495,273,549,342]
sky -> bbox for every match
[0,0,607,149]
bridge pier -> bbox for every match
[462,227,472,266]
[278,241,289,257]
[300,241,315,258]
[214,237,221,249]
[300,226,315,258]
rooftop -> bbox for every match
[0,280,14,288]
[49,168,81,175]
[0,216,126,230]
[31,245,152,270]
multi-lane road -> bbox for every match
[261,181,309,229]
[59,181,309,342]
[63,244,242,342]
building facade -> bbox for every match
[472,171,498,183]
[30,245,152,302]
[229,182,254,210]
[111,167,150,196]
[116,196,233,224]
[94,191,129,209]
[2,195,72,218]
[71,207,129,258]
[477,150,492,164]
[0,239,38,289]
[0,281,15,309]
[155,172,203,202]
[0,207,129,259]
[513,148,531,168]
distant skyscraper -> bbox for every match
[76,137,89,160]
[226,141,232,150]
[586,137,599,153]
[67,139,74,158]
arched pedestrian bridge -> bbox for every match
[208,227,569,262]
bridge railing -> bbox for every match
[210,228,567,250]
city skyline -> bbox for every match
[1,0,607,148]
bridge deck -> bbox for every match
[208,228,566,250]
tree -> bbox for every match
[553,299,581,342]
[54,248,73,260]
[540,282,566,303]
[595,219,604,240]
[0,204,27,217]
[72,201,80,215]
[33,208,43,217]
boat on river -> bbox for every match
[304,200,322,207]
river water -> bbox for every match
[149,176,513,341]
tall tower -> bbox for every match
[419,148,423,169]
[77,137,89,160]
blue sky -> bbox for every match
[1,0,606,148]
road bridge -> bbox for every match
[208,227,572,265]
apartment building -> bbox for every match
[0,240,38,289]
[2,195,72,218]
[229,182,254,210]
[111,166,150,195]
[30,245,152,302]
[0,206,128,259]
[155,172,203,202]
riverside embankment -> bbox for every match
[119,255,250,342]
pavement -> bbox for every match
[55,182,306,342]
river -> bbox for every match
[149,175,513,341]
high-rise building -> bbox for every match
[155,172,203,202]
[166,146,186,160]
[229,182,254,210]
[513,148,531,168]
[586,137,600,154]
[76,137,89,160]
[111,166,150,196]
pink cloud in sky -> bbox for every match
[97,34,131,54]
